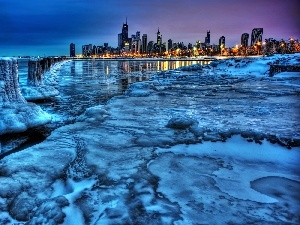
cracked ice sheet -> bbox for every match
[149,136,300,224]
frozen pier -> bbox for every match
[27,57,65,86]
[22,57,68,101]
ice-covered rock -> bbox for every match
[27,196,69,224]
[0,57,51,135]
[166,116,198,130]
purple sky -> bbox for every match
[0,0,299,56]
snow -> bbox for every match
[0,58,52,136]
[207,53,300,77]
[21,86,59,101]
[51,178,97,225]
[0,54,299,224]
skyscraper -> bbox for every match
[219,36,225,47]
[136,31,140,40]
[168,39,173,51]
[118,33,122,49]
[241,33,249,47]
[131,32,141,54]
[142,34,147,54]
[251,28,263,46]
[82,44,92,56]
[219,36,225,54]
[70,43,75,57]
[121,18,129,48]
[205,30,210,45]
[157,28,162,46]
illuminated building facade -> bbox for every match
[205,30,210,45]
[157,28,162,45]
[251,28,263,46]
[219,36,225,47]
[168,39,173,51]
[121,18,129,48]
[70,43,75,57]
[142,34,147,54]
[241,33,249,47]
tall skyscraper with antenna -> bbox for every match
[205,30,210,45]
[157,28,162,46]
[121,17,129,48]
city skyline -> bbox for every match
[0,0,299,56]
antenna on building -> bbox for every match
[126,16,127,24]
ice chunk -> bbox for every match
[166,116,198,130]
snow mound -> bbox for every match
[205,53,300,77]
[125,82,154,97]
[76,105,110,123]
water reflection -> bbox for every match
[17,59,210,121]
[120,73,151,93]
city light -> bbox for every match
[74,22,299,58]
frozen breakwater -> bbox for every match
[0,57,51,136]
[21,57,69,101]
[0,54,300,224]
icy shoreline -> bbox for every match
[21,59,71,101]
[0,54,299,224]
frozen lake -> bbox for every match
[0,58,210,156]
[0,55,299,224]
[18,59,210,122]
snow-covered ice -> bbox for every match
[0,58,51,137]
[0,54,299,224]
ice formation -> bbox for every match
[0,57,51,136]
[0,57,26,103]
[21,58,68,101]
[0,54,299,224]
